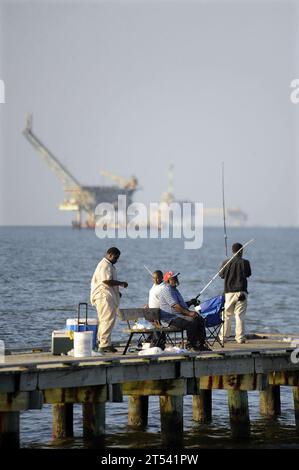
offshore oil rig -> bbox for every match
[23,115,247,228]
[23,114,139,228]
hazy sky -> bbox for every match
[0,0,298,226]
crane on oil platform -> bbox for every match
[100,170,139,191]
[23,114,138,228]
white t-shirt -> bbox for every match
[90,257,119,306]
[148,283,164,308]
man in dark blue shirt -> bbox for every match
[159,271,210,352]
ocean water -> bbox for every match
[0,226,299,448]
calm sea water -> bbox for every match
[0,226,299,448]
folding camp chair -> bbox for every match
[199,295,225,348]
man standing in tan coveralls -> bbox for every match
[220,242,251,344]
[90,247,128,353]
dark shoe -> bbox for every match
[99,345,118,353]
[198,344,212,352]
[186,344,202,352]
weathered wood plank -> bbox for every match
[106,362,180,384]
[19,371,38,391]
[38,366,107,390]
[0,391,43,412]
[123,379,187,396]
[254,354,299,374]
[268,371,299,386]
[44,385,107,404]
[119,308,160,321]
[195,356,255,377]
[0,374,17,394]
[199,373,264,391]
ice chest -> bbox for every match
[66,303,98,349]
[52,330,73,355]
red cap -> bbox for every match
[163,271,180,283]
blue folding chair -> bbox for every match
[200,295,225,348]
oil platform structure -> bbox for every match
[23,114,138,228]
[160,164,248,226]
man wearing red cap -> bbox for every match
[159,271,210,352]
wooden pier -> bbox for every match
[0,333,299,448]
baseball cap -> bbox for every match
[163,271,180,283]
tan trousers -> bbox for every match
[221,292,248,343]
[95,294,118,348]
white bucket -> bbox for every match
[73,331,93,357]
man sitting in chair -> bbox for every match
[159,271,211,352]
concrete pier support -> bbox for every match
[0,411,20,449]
[260,385,281,417]
[82,402,105,439]
[128,396,149,428]
[52,403,74,439]
[227,390,250,439]
[192,390,212,423]
[160,395,183,447]
[293,386,299,434]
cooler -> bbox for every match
[66,319,98,348]
[66,303,98,349]
[51,330,73,355]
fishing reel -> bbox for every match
[188,297,201,307]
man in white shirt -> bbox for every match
[148,270,164,308]
[145,270,165,349]
[90,247,128,353]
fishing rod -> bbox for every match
[144,265,153,276]
[195,238,254,299]
[222,162,228,257]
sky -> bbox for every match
[0,0,298,226]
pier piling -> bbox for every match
[0,411,20,449]
[128,396,149,428]
[52,403,73,439]
[160,395,183,447]
[192,390,212,423]
[227,390,250,439]
[293,386,299,434]
[82,403,105,439]
[260,385,281,417]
